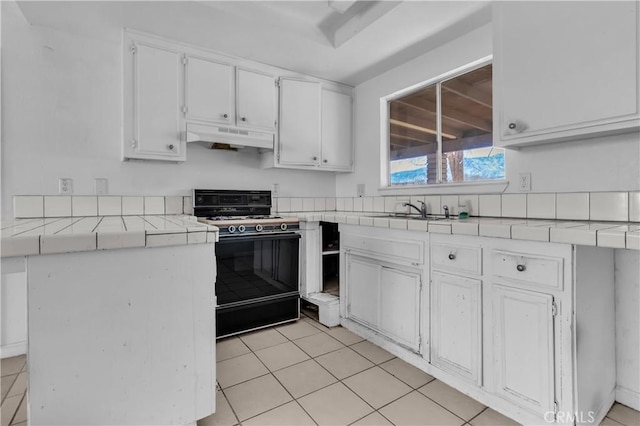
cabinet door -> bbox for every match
[494,1,639,147]
[345,254,380,329]
[129,42,184,160]
[278,78,321,166]
[236,68,276,131]
[185,56,234,125]
[321,90,353,170]
[492,285,555,416]
[379,265,421,352]
[431,272,482,385]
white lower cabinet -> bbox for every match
[379,265,421,351]
[341,229,617,426]
[342,225,427,354]
[431,271,482,386]
[492,285,555,416]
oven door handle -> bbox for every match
[216,233,301,244]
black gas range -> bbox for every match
[193,189,300,338]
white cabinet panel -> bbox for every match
[494,1,640,147]
[431,271,481,385]
[346,254,380,328]
[492,285,555,416]
[279,78,321,165]
[321,89,352,170]
[237,68,276,131]
[129,42,184,161]
[185,56,233,125]
[379,266,421,351]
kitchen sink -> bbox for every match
[367,213,455,221]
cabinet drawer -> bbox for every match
[343,233,424,266]
[491,250,563,291]
[432,243,482,275]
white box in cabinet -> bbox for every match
[431,243,482,275]
[491,250,563,291]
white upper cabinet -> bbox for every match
[321,89,353,171]
[278,78,321,166]
[123,41,185,161]
[493,1,640,148]
[236,68,277,131]
[184,56,234,125]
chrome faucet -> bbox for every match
[402,201,428,218]
[443,205,450,219]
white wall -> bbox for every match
[338,23,640,197]
[342,20,640,408]
[0,2,336,219]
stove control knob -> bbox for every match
[228,225,236,233]
[280,223,288,231]
[238,225,246,233]
[255,224,263,232]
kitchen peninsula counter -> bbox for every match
[292,211,640,250]
[1,215,218,257]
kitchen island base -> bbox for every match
[26,243,216,425]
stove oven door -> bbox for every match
[214,232,301,338]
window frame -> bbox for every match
[380,55,506,193]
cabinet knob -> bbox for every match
[507,121,525,132]
[323,159,328,163]
[168,144,175,150]
[222,113,228,119]
[516,264,526,272]
[508,122,517,130]
[448,253,456,260]
[241,117,247,122]
[313,156,318,161]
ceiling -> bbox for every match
[15,1,492,86]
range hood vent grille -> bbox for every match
[186,123,274,150]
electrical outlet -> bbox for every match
[357,184,365,197]
[272,183,280,196]
[59,178,73,195]
[519,173,531,192]
[94,178,108,195]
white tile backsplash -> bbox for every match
[336,197,345,211]
[501,194,526,218]
[72,196,98,217]
[302,198,315,212]
[326,198,336,211]
[314,198,326,211]
[343,197,354,211]
[362,197,373,212]
[384,196,409,213]
[556,193,589,220]
[14,196,44,218]
[44,196,71,217]
[423,196,441,216]
[478,195,501,217]
[629,192,640,222]
[458,195,479,216]
[277,198,291,213]
[144,196,165,215]
[590,192,629,221]
[353,197,363,212]
[373,197,385,212]
[98,196,122,216]
[122,196,144,215]
[441,195,459,215]
[290,198,303,212]
[164,196,184,215]
[183,196,193,215]
[527,193,555,219]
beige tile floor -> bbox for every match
[1,316,639,426]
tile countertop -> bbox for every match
[293,212,640,250]
[1,215,218,258]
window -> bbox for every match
[385,61,504,187]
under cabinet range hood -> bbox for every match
[186,123,274,150]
